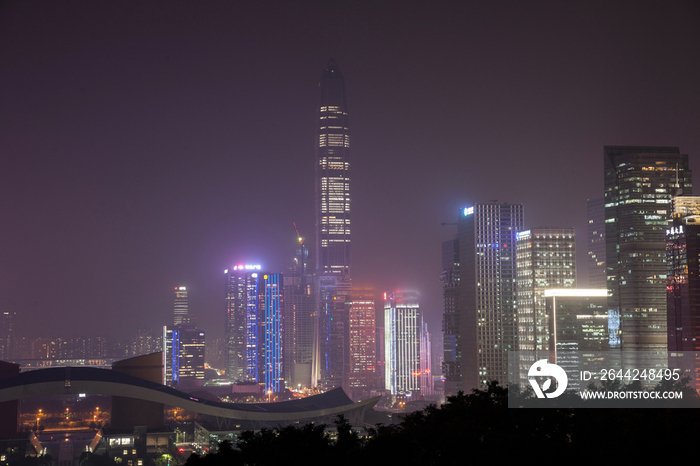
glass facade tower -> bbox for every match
[604,146,691,371]
[283,242,315,389]
[315,58,351,278]
[440,238,460,395]
[587,197,607,289]
[458,203,524,391]
[224,265,284,392]
[225,266,260,381]
[315,59,352,388]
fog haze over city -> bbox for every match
[1,1,699,342]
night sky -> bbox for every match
[2,1,699,343]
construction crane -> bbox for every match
[293,221,305,245]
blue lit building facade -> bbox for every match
[225,265,284,392]
[257,273,284,393]
[163,325,205,387]
[226,266,260,381]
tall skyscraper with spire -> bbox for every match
[316,58,351,277]
[314,59,352,389]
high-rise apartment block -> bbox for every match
[458,203,524,391]
[587,197,606,289]
[315,59,352,389]
[384,291,423,396]
[224,265,284,392]
[174,287,189,326]
[135,328,161,356]
[604,146,691,369]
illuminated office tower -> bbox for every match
[605,146,691,370]
[315,58,351,278]
[346,289,376,391]
[225,265,262,381]
[174,287,189,326]
[257,272,284,393]
[516,228,576,356]
[440,237,460,395]
[283,241,315,389]
[458,203,524,391]
[384,291,422,396]
[587,197,606,289]
[545,289,610,391]
[315,59,352,388]
[225,265,284,392]
[163,325,205,387]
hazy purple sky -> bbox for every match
[2,1,699,342]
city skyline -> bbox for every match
[1,1,699,346]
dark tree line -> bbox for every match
[186,380,700,465]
